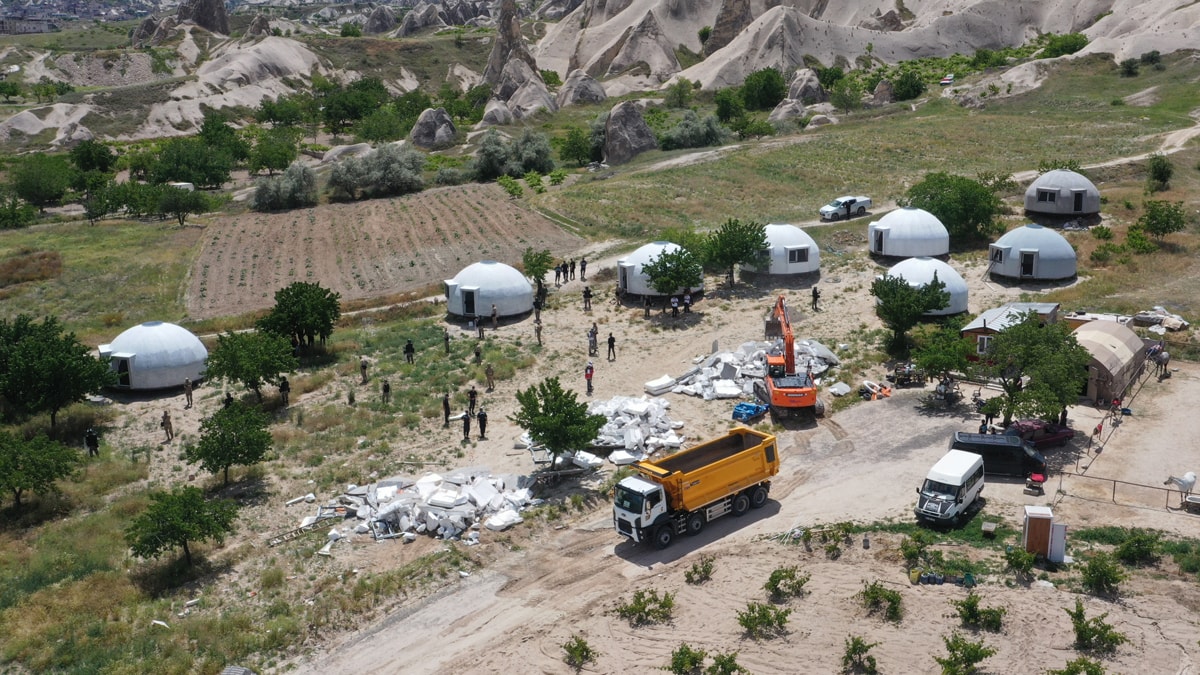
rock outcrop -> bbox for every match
[806,114,834,129]
[556,69,607,108]
[150,17,178,46]
[603,101,657,165]
[483,0,539,85]
[872,79,894,105]
[535,0,584,21]
[508,80,558,119]
[767,99,806,124]
[497,59,539,101]
[245,14,272,38]
[705,0,753,56]
[364,6,397,34]
[788,68,827,104]
[478,98,514,127]
[176,0,230,35]
[131,16,159,47]
[409,108,457,148]
[398,3,445,36]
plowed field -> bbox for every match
[186,183,582,319]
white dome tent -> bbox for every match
[1024,169,1101,216]
[989,224,1077,280]
[743,224,820,275]
[98,321,207,390]
[868,207,950,258]
[444,260,534,319]
[617,241,704,296]
[884,257,969,315]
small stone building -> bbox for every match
[742,224,821,275]
[444,260,534,320]
[1024,169,1101,216]
[868,207,950,258]
[989,224,1077,280]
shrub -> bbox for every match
[548,168,568,186]
[740,67,787,110]
[660,111,728,150]
[1080,553,1126,595]
[1043,33,1088,58]
[1065,598,1127,653]
[434,167,470,186]
[1119,59,1139,77]
[1089,242,1122,264]
[1114,529,1160,566]
[1048,656,1108,675]
[859,580,903,622]
[830,78,864,111]
[763,566,811,601]
[698,26,712,44]
[893,69,926,101]
[339,23,361,37]
[539,69,562,87]
[523,170,545,194]
[714,88,744,123]
[497,175,523,199]
[667,643,707,675]
[664,78,695,108]
[363,143,426,197]
[1139,50,1161,65]
[615,588,675,626]
[253,163,317,211]
[562,633,599,670]
[1146,153,1174,192]
[736,601,791,639]
[933,631,996,675]
[707,651,748,675]
[1004,546,1036,580]
[685,554,715,584]
[1124,225,1159,254]
[900,531,933,570]
[952,592,1006,632]
[1090,225,1113,240]
[842,635,879,674]
[507,129,556,176]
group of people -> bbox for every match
[443,388,489,442]
[553,257,587,286]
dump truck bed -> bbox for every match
[635,428,778,513]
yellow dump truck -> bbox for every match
[612,427,779,549]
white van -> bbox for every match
[914,450,985,524]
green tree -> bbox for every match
[904,172,1001,243]
[642,246,704,296]
[69,139,118,174]
[1119,59,1139,77]
[0,314,115,426]
[153,137,233,189]
[10,153,74,212]
[714,88,745,123]
[198,111,250,162]
[340,23,362,37]
[705,218,767,288]
[508,129,556,176]
[893,70,927,101]
[740,67,787,110]
[1137,200,1186,240]
[510,377,606,461]
[829,78,863,111]
[870,274,950,354]
[0,80,21,102]
[817,66,845,89]
[185,402,272,485]
[256,281,342,349]
[1043,33,1088,58]
[558,126,593,166]
[0,192,36,229]
[157,186,213,228]
[249,126,300,175]
[474,129,511,181]
[522,247,554,293]
[977,313,1090,425]
[0,431,81,510]
[664,79,694,108]
[912,317,975,381]
[125,486,239,567]
[1145,153,1173,192]
[256,95,306,128]
[205,331,298,402]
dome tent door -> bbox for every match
[461,287,478,316]
[1020,251,1036,277]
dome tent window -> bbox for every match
[787,247,809,264]
[1037,190,1056,203]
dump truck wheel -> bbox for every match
[750,485,769,509]
[731,493,751,517]
[686,513,705,536]
[654,524,674,549]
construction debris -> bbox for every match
[1134,306,1189,333]
[665,340,839,400]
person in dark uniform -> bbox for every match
[404,339,415,364]
[477,407,488,439]
[382,379,391,404]
[811,286,821,312]
[579,257,587,281]
[468,386,478,415]
[183,378,193,409]
[443,328,451,354]
[462,408,471,442]
[607,333,616,361]
[583,286,593,311]
[442,393,451,427]
[279,376,290,406]
[85,428,100,457]
[224,392,234,407]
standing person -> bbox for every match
[554,264,561,286]
[474,344,482,363]
[533,296,542,322]
[443,328,451,355]
[683,292,691,314]
[644,295,651,319]
[579,257,587,281]
[476,315,485,339]
[382,379,391,404]
[811,286,821,312]
[462,408,472,442]
[161,410,174,442]
[979,418,989,434]
[671,296,680,318]
[570,258,576,280]
[183,378,193,409]
[485,363,495,391]
[279,376,290,406]
[584,361,594,395]
[607,332,616,361]
[468,385,478,415]
[224,392,234,408]
[582,286,593,311]
[477,407,488,440]
[534,320,543,345]
[85,427,100,458]
[442,393,451,427]
[491,304,499,331]
[360,356,369,383]
[404,339,416,364]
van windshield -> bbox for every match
[920,480,959,499]
[614,484,645,513]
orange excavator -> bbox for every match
[758,295,824,419]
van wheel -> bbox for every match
[731,493,751,517]
[750,485,769,509]
[654,525,674,549]
[686,513,705,536]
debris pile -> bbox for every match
[588,394,685,457]
[1133,306,1190,334]
[650,340,839,400]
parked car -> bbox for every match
[939,74,955,86]
[1005,419,1075,449]
[819,195,872,221]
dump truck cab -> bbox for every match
[613,475,669,543]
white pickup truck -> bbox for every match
[819,196,872,221]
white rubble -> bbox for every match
[670,339,839,400]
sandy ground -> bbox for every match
[220,243,1200,674]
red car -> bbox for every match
[1005,419,1075,449]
